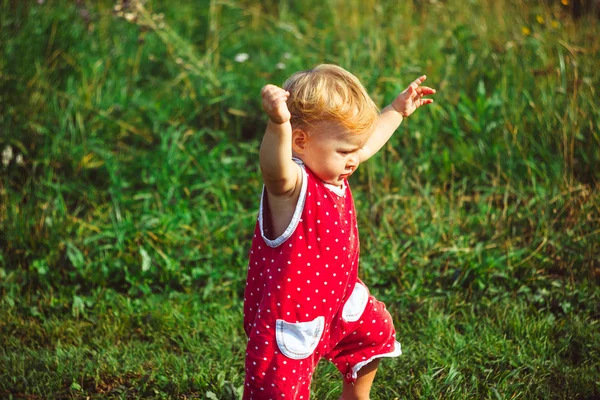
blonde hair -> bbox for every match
[283,64,378,135]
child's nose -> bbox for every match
[347,154,359,168]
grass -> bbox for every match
[2,289,598,398]
[0,0,599,398]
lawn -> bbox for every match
[0,0,599,398]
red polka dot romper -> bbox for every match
[243,160,401,399]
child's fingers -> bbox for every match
[408,85,417,97]
[264,89,285,101]
[410,75,426,89]
[268,94,289,109]
[271,93,290,108]
[261,84,279,97]
[262,90,289,109]
[417,86,436,95]
[261,84,285,94]
[265,94,290,118]
[261,84,288,99]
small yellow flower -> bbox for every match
[536,15,545,24]
[561,0,569,5]
[522,26,531,36]
[551,20,560,28]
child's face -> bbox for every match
[296,122,370,187]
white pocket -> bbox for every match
[275,316,324,360]
[342,282,369,322]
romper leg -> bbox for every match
[328,293,401,398]
[243,322,317,400]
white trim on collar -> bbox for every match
[323,181,346,196]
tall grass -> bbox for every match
[0,0,599,398]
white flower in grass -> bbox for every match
[235,53,249,63]
[2,145,13,167]
[276,62,286,70]
[16,154,24,166]
[283,52,292,59]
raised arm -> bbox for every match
[259,84,301,197]
[358,75,435,162]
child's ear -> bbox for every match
[292,128,309,153]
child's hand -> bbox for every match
[262,84,291,124]
[392,76,436,118]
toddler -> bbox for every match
[244,64,435,399]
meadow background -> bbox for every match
[1,0,599,398]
